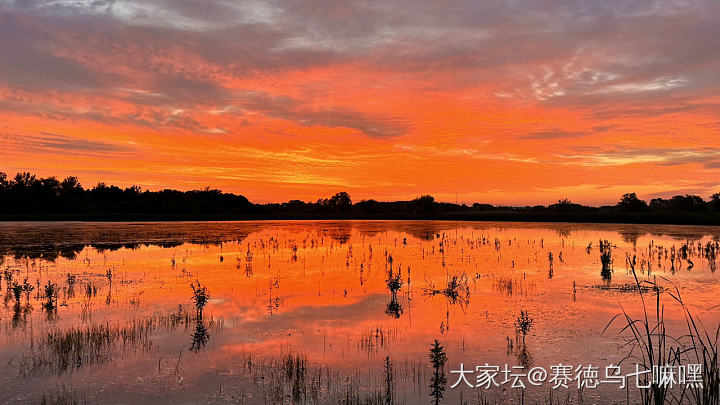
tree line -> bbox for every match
[1,171,719,223]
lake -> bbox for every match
[0,221,718,404]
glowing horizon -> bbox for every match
[2,0,719,206]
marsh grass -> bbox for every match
[21,320,155,375]
[19,308,199,375]
[39,387,87,405]
[665,285,720,404]
[231,349,435,404]
[358,326,400,355]
[604,254,719,405]
[492,276,535,296]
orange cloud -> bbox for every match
[1,0,720,205]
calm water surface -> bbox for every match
[0,221,718,404]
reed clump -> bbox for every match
[423,271,470,306]
[604,254,719,405]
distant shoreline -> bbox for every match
[1,211,718,226]
[2,171,719,226]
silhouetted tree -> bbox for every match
[2,170,720,223]
[548,198,585,212]
[711,193,720,211]
[0,172,8,188]
[412,195,435,212]
[617,193,648,211]
[355,199,381,213]
[281,199,308,213]
[668,194,707,211]
[321,192,352,212]
[649,198,668,210]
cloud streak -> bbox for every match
[0,0,719,204]
[3,132,137,155]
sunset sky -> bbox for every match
[2,0,719,205]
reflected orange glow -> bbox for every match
[1,221,718,402]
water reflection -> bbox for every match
[0,221,718,404]
[190,319,210,352]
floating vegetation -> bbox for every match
[423,272,470,307]
[586,281,664,293]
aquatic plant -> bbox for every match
[705,241,717,272]
[11,282,22,308]
[548,251,554,279]
[668,286,720,405]
[66,273,76,287]
[3,269,13,291]
[359,326,400,354]
[386,270,403,293]
[22,278,34,303]
[190,280,210,319]
[515,310,534,346]
[21,311,196,376]
[599,239,613,280]
[423,272,471,307]
[429,340,447,405]
[189,319,210,352]
[605,254,719,405]
[384,356,394,405]
[43,281,58,311]
[40,388,87,405]
[385,297,404,319]
[385,268,404,318]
